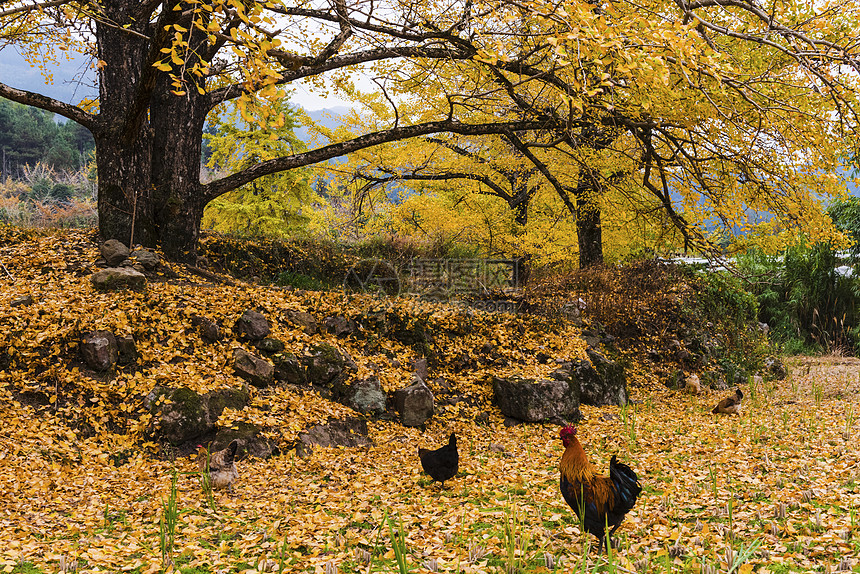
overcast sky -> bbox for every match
[0,47,350,111]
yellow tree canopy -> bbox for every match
[0,0,858,260]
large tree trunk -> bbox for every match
[95,2,209,263]
[575,167,604,268]
[94,10,159,250]
[149,70,209,263]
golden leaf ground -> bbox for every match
[0,229,858,574]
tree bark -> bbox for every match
[94,9,159,250]
[574,167,604,268]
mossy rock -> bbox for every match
[147,386,209,445]
[273,351,306,385]
[212,421,279,460]
[146,385,250,445]
[303,342,357,388]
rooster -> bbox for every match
[198,440,239,490]
[712,388,743,414]
[559,424,641,552]
[418,432,459,487]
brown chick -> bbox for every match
[198,440,239,490]
[712,387,743,414]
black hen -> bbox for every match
[418,432,459,487]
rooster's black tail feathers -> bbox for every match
[609,455,642,511]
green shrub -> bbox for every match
[738,239,859,355]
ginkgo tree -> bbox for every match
[0,0,858,264]
[0,0,548,261]
[324,0,860,265]
[201,98,318,236]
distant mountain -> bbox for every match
[294,106,351,144]
[0,48,97,104]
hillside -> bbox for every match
[1,228,858,574]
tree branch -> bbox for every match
[201,118,551,203]
[0,0,68,18]
[0,81,98,131]
[206,45,476,110]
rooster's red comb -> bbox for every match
[559,425,577,438]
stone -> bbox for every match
[296,417,372,457]
[205,386,252,422]
[130,248,160,271]
[273,352,306,385]
[572,349,628,406]
[146,385,249,445]
[285,309,318,335]
[146,387,207,445]
[116,334,137,365]
[303,342,357,388]
[233,347,275,387]
[90,267,146,290]
[412,357,428,381]
[10,295,33,307]
[100,239,130,266]
[324,315,357,337]
[234,309,270,341]
[81,330,118,371]
[394,375,435,427]
[255,338,286,354]
[492,375,579,422]
[340,376,387,415]
[212,421,279,460]
[191,315,222,343]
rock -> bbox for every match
[339,376,387,415]
[100,239,130,266]
[412,357,428,381]
[116,334,137,365]
[255,338,285,354]
[191,315,222,343]
[492,375,580,422]
[81,330,118,371]
[765,357,787,380]
[284,309,318,335]
[233,347,275,387]
[146,387,207,445]
[10,295,33,307]
[324,315,357,337]
[685,374,702,395]
[273,352,306,385]
[394,375,435,427]
[90,267,146,290]
[303,342,357,388]
[572,349,628,406]
[146,385,249,445]
[234,309,270,341]
[130,248,159,271]
[205,386,252,421]
[212,421,279,460]
[296,417,372,457]
[664,369,685,390]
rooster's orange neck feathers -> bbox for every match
[560,433,596,483]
